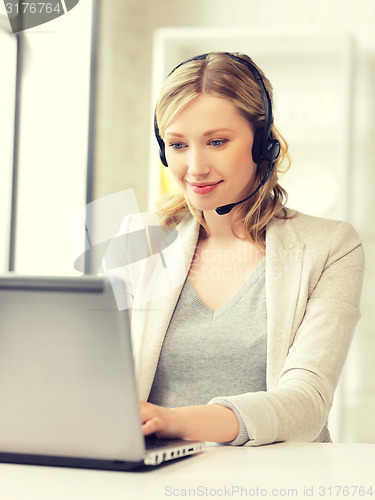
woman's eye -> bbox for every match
[209,139,227,147]
[169,142,186,150]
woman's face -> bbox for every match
[163,94,257,214]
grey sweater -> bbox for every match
[148,259,267,445]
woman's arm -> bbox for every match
[209,220,365,446]
[139,400,239,442]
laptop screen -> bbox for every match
[0,275,145,463]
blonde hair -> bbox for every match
[155,52,291,247]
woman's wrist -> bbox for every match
[172,404,239,442]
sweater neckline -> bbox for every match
[185,257,265,321]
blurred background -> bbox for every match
[0,0,374,443]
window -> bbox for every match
[0,19,17,272]
[0,1,95,276]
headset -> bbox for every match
[154,52,281,215]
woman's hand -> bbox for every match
[139,400,240,442]
[139,400,184,439]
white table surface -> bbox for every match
[1,443,374,500]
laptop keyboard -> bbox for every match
[145,434,184,450]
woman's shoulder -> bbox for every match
[270,208,362,252]
[122,210,163,227]
[124,209,192,224]
[123,210,196,231]
[116,210,165,235]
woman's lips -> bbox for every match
[188,181,222,195]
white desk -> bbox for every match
[1,443,374,500]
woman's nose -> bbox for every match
[187,148,210,177]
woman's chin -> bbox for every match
[186,199,220,214]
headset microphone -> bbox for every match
[215,154,279,215]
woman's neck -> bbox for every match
[202,209,246,242]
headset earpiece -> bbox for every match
[265,138,281,164]
[252,131,280,166]
[154,116,168,167]
[251,130,263,165]
[159,139,168,167]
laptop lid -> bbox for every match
[0,274,147,466]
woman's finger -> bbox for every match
[142,416,163,436]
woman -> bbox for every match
[113,52,364,446]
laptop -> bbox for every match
[0,274,203,470]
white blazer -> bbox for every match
[107,209,364,446]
